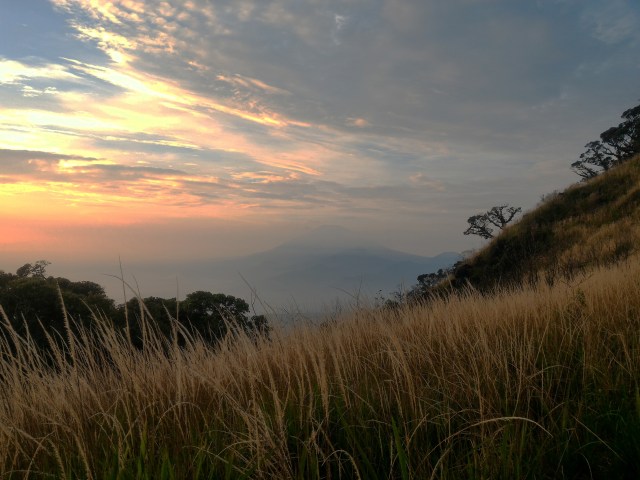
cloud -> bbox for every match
[1,0,638,263]
[72,24,137,63]
[39,0,607,162]
[21,85,60,97]
[0,58,80,84]
[0,148,100,176]
[581,1,640,45]
[216,73,291,96]
[0,148,98,162]
[347,117,369,128]
[0,143,452,221]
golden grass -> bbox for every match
[1,252,640,478]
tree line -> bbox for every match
[571,102,640,180]
[0,261,269,353]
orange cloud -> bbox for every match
[348,117,370,128]
[2,1,454,234]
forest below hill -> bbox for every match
[0,260,268,353]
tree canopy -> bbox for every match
[572,102,640,180]
[1,261,269,354]
[464,205,522,239]
[0,262,117,350]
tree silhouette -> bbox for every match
[2,260,269,353]
[464,205,522,239]
[182,291,255,342]
[572,102,640,179]
[15,260,50,279]
[116,292,270,348]
[0,262,118,353]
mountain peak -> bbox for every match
[281,225,380,251]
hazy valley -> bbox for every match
[158,225,460,312]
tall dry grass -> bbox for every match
[1,254,639,478]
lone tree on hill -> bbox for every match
[572,102,640,180]
[464,204,522,239]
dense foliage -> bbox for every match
[0,263,117,349]
[0,262,268,353]
[463,204,522,239]
[571,102,640,179]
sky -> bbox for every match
[1,0,639,298]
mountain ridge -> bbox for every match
[179,225,461,310]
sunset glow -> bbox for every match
[1,0,638,291]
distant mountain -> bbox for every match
[278,225,380,251]
[181,226,461,312]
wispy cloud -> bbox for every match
[581,0,640,45]
[0,0,638,263]
[0,58,80,84]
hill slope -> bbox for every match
[450,154,640,290]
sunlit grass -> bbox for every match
[1,250,639,478]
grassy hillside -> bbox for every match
[450,154,640,290]
[1,158,640,478]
